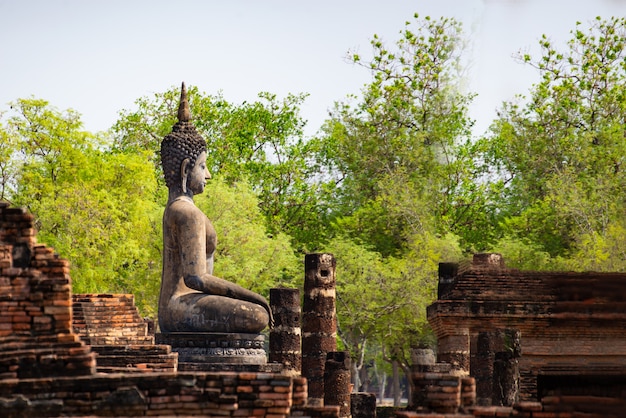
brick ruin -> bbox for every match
[420,253,626,417]
[2,200,626,417]
[0,203,96,380]
[0,202,314,418]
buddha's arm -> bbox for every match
[185,274,270,308]
[185,274,273,327]
[177,209,273,324]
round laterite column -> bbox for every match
[269,287,301,375]
[302,253,337,405]
[324,351,351,417]
[351,392,376,418]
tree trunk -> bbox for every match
[359,364,369,392]
[374,361,386,403]
[393,360,401,407]
[352,357,360,391]
[399,361,413,409]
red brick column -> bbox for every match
[302,253,337,406]
[411,370,461,413]
[269,287,301,375]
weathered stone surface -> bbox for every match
[72,293,177,373]
[0,202,305,417]
[0,370,299,417]
[351,392,376,418]
[0,204,96,379]
[324,351,351,418]
[156,332,267,366]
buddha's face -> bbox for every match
[187,151,211,195]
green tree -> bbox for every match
[332,232,461,388]
[196,177,300,294]
[319,14,482,255]
[1,96,305,315]
[317,14,474,403]
[484,16,626,267]
[0,122,18,200]
[2,98,163,314]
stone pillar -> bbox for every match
[492,329,521,406]
[437,328,469,375]
[472,329,520,406]
[324,351,351,418]
[351,392,376,418]
[269,287,301,375]
[302,253,337,405]
[473,331,495,406]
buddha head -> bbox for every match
[160,82,208,195]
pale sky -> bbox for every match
[0,0,623,138]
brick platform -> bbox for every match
[0,371,301,418]
[73,293,177,373]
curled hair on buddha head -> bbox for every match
[160,82,207,190]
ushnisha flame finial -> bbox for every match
[177,82,191,123]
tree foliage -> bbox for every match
[1,98,163,313]
[319,14,484,255]
[314,14,474,396]
[196,177,300,294]
[484,16,626,267]
[0,96,306,315]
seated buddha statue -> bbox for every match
[158,83,271,334]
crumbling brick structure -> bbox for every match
[0,202,96,379]
[427,253,626,405]
[72,293,178,373]
[0,202,312,417]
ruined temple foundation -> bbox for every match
[6,193,626,416]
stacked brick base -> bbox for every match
[0,371,307,417]
[72,293,177,373]
[3,201,625,417]
[398,401,624,418]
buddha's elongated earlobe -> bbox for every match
[181,158,190,194]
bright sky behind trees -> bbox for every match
[0,0,622,137]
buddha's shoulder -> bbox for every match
[165,198,205,219]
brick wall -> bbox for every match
[428,254,626,403]
[0,371,302,417]
[72,293,178,373]
[0,203,96,378]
